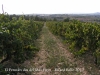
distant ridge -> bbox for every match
[93,12,100,15]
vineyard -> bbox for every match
[0,14,100,75]
[0,14,44,74]
[47,20,100,65]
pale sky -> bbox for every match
[0,0,100,14]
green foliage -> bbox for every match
[94,50,100,65]
[0,64,7,74]
[0,14,43,74]
[47,20,100,66]
[0,14,43,63]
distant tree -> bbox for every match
[34,16,40,21]
[53,18,57,21]
[64,17,70,22]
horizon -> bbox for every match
[8,12,100,15]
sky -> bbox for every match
[0,0,100,14]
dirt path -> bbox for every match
[25,23,90,75]
[23,23,100,75]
